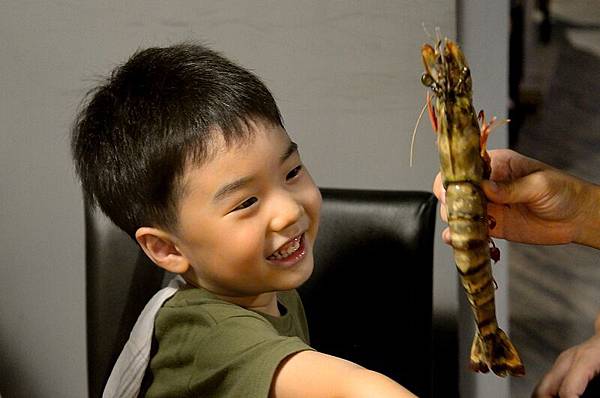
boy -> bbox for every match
[72,43,415,397]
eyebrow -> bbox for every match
[212,141,299,203]
[281,141,298,163]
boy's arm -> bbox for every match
[270,350,417,398]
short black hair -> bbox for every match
[71,43,283,237]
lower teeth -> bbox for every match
[271,239,301,260]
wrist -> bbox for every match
[574,181,600,249]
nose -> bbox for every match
[269,191,303,233]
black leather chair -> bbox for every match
[85,188,437,397]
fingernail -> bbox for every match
[440,189,446,204]
[442,228,451,243]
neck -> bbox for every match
[183,275,281,316]
[181,271,281,316]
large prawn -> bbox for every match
[420,36,525,377]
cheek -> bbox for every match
[219,222,266,260]
[188,222,263,264]
[304,178,322,220]
[299,184,322,241]
[309,190,322,221]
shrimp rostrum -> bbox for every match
[420,37,524,377]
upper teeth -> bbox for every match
[269,236,301,259]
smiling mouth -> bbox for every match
[267,233,305,261]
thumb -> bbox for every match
[482,174,541,205]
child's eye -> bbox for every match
[233,197,258,212]
[286,165,303,181]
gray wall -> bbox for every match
[0,1,508,397]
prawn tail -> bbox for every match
[470,328,525,377]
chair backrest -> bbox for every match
[85,188,436,398]
[299,189,436,396]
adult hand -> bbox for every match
[532,315,600,397]
[432,149,600,248]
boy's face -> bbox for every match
[173,120,321,308]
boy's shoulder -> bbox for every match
[158,286,302,328]
[159,286,264,327]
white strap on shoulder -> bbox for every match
[102,275,187,398]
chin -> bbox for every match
[279,258,314,291]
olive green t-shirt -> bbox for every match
[146,286,313,398]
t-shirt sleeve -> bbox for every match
[148,306,313,398]
[189,315,312,397]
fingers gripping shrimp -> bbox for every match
[420,37,524,377]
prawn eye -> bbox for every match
[454,67,472,95]
[421,73,434,88]
[464,73,472,88]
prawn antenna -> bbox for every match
[422,22,433,40]
[410,99,429,167]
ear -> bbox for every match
[135,227,190,274]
